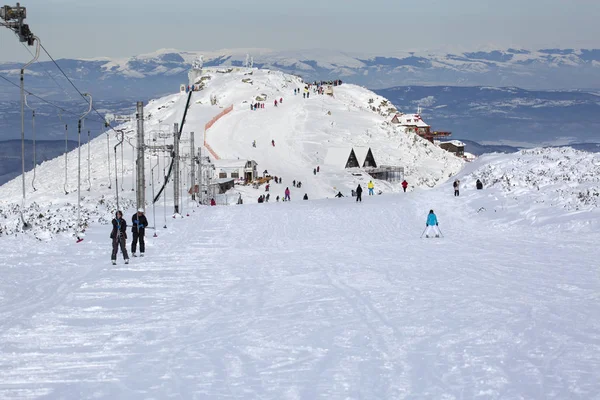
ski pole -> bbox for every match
[437,227,444,238]
[420,226,428,238]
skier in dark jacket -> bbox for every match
[356,184,363,202]
[476,179,483,190]
[303,193,308,200]
[335,191,344,198]
[111,210,129,264]
[131,208,148,257]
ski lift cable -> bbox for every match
[20,41,75,102]
[39,43,124,136]
[0,74,101,121]
[24,94,37,192]
[18,36,40,231]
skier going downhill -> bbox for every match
[110,210,129,265]
[131,208,148,257]
[402,180,408,192]
[424,210,441,238]
[368,180,374,195]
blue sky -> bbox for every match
[1,0,599,61]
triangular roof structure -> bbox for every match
[353,146,378,168]
[324,147,360,169]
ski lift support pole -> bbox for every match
[76,93,92,242]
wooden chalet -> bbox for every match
[391,110,451,143]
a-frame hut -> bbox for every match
[354,146,378,168]
[324,147,360,169]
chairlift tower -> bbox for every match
[2,3,38,230]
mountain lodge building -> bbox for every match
[391,108,451,143]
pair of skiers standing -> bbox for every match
[111,208,148,264]
[355,181,374,201]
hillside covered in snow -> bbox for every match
[0,67,463,239]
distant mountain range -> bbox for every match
[375,86,600,145]
[2,48,600,101]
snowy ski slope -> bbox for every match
[1,179,599,399]
[1,68,600,399]
[0,67,462,238]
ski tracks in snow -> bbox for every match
[0,190,599,398]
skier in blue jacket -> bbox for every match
[425,209,440,238]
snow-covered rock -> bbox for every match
[457,147,600,231]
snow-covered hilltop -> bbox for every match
[0,67,463,239]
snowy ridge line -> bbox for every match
[203,104,233,160]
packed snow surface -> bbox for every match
[1,179,599,399]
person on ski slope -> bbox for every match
[476,179,483,190]
[210,198,216,206]
[425,210,440,238]
[317,166,320,173]
[453,179,460,196]
[313,168,317,175]
[303,193,308,200]
[284,187,291,201]
[280,97,283,103]
[274,99,278,107]
[131,208,148,257]
[272,139,275,147]
[368,180,374,195]
[335,191,344,198]
[356,184,363,202]
[401,180,408,192]
[110,210,129,265]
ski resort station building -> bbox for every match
[324,147,404,183]
[213,159,258,184]
[391,112,451,143]
[325,147,377,169]
[438,140,465,157]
